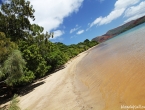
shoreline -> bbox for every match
[0,45,97,110]
[18,45,92,110]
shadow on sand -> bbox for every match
[19,81,45,96]
[0,81,45,106]
[0,63,66,108]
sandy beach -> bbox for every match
[19,35,145,110]
[1,0,145,109]
[2,25,145,110]
[18,51,91,110]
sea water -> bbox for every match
[108,22,145,41]
[75,22,145,109]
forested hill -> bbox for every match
[92,15,145,43]
[0,0,98,100]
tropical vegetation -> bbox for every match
[0,0,98,99]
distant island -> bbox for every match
[92,15,145,43]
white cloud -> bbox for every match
[114,0,140,10]
[90,0,140,27]
[50,30,64,39]
[124,1,145,22]
[90,17,102,27]
[30,0,84,32]
[100,9,125,25]
[77,30,84,34]
[70,28,77,33]
[124,13,145,23]
[70,25,81,33]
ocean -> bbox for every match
[74,22,145,109]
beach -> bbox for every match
[13,24,145,109]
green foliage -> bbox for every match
[16,68,35,85]
[0,0,99,96]
[0,95,21,110]
[0,0,35,41]
[0,32,17,64]
[3,50,26,86]
[48,50,68,70]
[18,41,50,78]
[8,94,21,110]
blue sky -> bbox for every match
[1,0,145,45]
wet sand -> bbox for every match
[75,25,145,109]
[3,24,145,110]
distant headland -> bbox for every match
[92,15,145,43]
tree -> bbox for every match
[1,50,26,86]
[0,32,17,64]
[0,0,35,41]
[18,41,50,78]
[0,0,99,97]
[0,50,26,97]
[84,39,90,43]
[0,0,53,42]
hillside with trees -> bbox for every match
[0,0,98,101]
[92,15,145,43]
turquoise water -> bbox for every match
[77,22,145,77]
[77,22,145,75]
[108,22,145,41]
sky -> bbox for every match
[1,0,145,45]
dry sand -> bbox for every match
[18,52,90,110]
